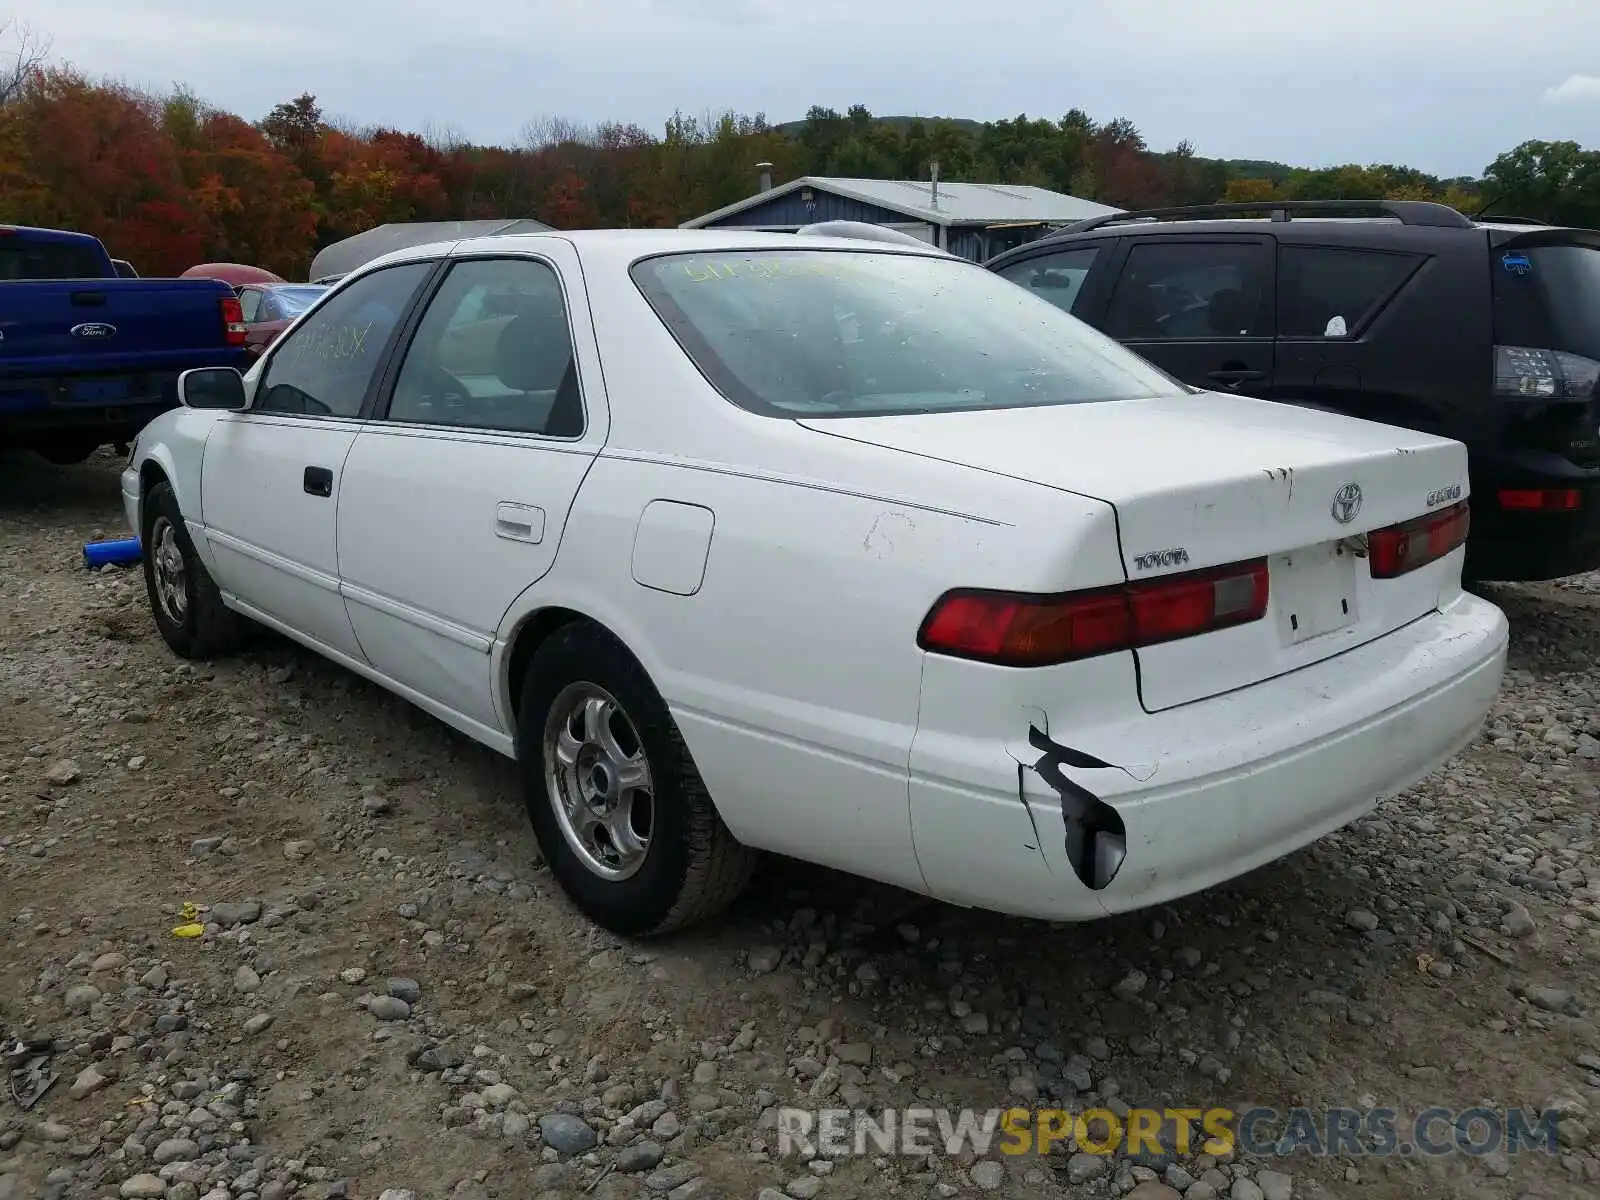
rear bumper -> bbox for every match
[1466,460,1600,581]
[908,592,1508,922]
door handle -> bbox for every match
[1207,366,1267,386]
[303,466,333,497]
[495,502,546,543]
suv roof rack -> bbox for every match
[1058,199,1477,235]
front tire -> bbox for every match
[515,622,756,936]
[141,480,241,659]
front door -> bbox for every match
[199,260,435,661]
[1095,236,1277,397]
[334,246,605,735]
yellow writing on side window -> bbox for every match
[682,257,861,284]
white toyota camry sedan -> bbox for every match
[121,228,1509,936]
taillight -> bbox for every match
[220,295,247,346]
[1498,488,1581,511]
[1494,345,1600,401]
[917,559,1270,667]
[1368,500,1470,578]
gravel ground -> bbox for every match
[2,449,1598,1200]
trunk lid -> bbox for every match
[802,392,1470,710]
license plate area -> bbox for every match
[1272,540,1358,645]
[67,378,131,404]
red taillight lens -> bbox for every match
[1368,500,1470,578]
[220,295,247,346]
[918,559,1270,667]
[1497,487,1581,511]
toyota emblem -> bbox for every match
[1331,483,1363,524]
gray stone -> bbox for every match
[243,1013,275,1036]
[120,1176,167,1199]
[748,945,782,973]
[1230,1180,1264,1200]
[387,977,422,1004]
[64,983,102,1013]
[1256,1171,1293,1200]
[969,1160,1005,1191]
[69,1064,110,1100]
[234,965,261,994]
[1345,908,1380,932]
[211,901,262,926]
[153,1138,199,1164]
[45,760,81,785]
[1067,1153,1107,1183]
[366,995,411,1021]
[538,1112,598,1155]
[616,1141,665,1173]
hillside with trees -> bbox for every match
[1,20,1596,279]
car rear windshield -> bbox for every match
[0,238,109,280]
[630,249,1185,418]
[1492,242,1600,361]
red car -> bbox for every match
[235,283,329,356]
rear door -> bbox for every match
[334,246,605,734]
[1093,236,1277,397]
[1271,242,1430,422]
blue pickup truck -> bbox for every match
[0,224,253,463]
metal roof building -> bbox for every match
[681,172,1120,261]
[307,218,553,282]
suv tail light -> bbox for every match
[1494,345,1600,400]
[1368,500,1470,578]
[220,295,247,346]
[918,559,1269,667]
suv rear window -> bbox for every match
[0,238,109,280]
[1493,243,1600,361]
[630,249,1183,418]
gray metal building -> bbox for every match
[680,170,1120,261]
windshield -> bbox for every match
[630,249,1185,418]
[274,286,327,316]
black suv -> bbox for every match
[985,200,1600,581]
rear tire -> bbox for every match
[515,622,756,936]
[141,480,242,659]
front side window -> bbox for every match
[996,246,1100,315]
[255,262,432,418]
[631,250,1182,419]
[1104,242,1272,340]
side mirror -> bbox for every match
[178,367,248,411]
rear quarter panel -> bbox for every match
[495,241,1127,891]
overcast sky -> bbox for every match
[8,0,1600,179]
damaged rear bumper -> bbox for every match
[907,591,1508,922]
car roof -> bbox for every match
[354,227,956,276]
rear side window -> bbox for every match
[1493,243,1600,361]
[1277,246,1421,339]
[995,247,1100,315]
[0,238,108,280]
[1104,242,1271,340]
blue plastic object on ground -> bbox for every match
[83,537,142,568]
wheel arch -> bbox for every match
[497,595,669,731]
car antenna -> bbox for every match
[1469,192,1500,219]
